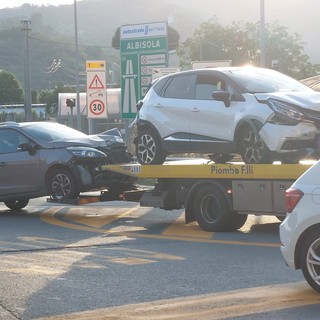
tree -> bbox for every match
[177,18,317,79]
[0,70,23,104]
[38,84,78,117]
[112,25,180,51]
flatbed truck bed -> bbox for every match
[103,160,314,232]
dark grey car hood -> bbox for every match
[49,135,106,149]
[255,91,320,111]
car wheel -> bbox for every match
[136,128,166,164]
[300,230,320,293]
[194,185,235,232]
[4,199,29,210]
[238,125,271,164]
[47,168,80,199]
[209,153,234,164]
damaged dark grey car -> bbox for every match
[0,121,133,210]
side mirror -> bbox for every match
[136,100,143,111]
[18,143,36,155]
[212,91,231,107]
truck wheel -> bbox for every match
[4,199,29,210]
[194,185,234,232]
[276,215,285,222]
[230,212,248,230]
[47,168,79,199]
[136,128,166,165]
[300,229,320,293]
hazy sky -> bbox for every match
[0,0,319,63]
[0,0,75,9]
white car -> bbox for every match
[280,160,320,293]
[133,67,320,164]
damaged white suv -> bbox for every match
[133,67,320,164]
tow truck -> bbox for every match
[103,160,314,232]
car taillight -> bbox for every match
[285,187,304,213]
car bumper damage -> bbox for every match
[72,157,136,194]
[260,122,320,158]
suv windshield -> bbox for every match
[225,68,313,93]
[23,122,88,142]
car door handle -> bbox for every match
[191,107,200,112]
[0,162,7,167]
[155,103,163,108]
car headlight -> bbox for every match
[267,99,303,125]
[67,147,107,158]
[104,135,124,146]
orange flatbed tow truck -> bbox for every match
[102,160,314,232]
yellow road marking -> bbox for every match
[108,257,156,265]
[36,282,320,320]
[162,213,213,239]
[64,206,133,228]
[40,206,140,233]
[0,247,184,275]
[40,207,279,247]
[107,247,185,260]
[0,267,61,276]
[18,236,64,244]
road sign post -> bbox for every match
[86,60,107,119]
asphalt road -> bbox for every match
[0,197,320,320]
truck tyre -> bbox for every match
[300,229,320,293]
[194,185,234,232]
[276,215,285,222]
[230,212,248,230]
[4,198,29,210]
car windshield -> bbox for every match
[225,68,313,93]
[23,122,88,142]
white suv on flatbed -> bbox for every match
[133,67,320,165]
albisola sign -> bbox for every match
[120,38,167,52]
[126,40,161,50]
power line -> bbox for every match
[29,35,115,49]
[29,35,180,50]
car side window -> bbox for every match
[162,74,196,99]
[0,129,29,154]
[195,74,226,100]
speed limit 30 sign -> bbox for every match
[89,99,105,116]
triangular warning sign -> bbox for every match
[89,74,104,89]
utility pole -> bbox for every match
[74,0,81,131]
[199,36,203,61]
[21,19,32,121]
[260,0,266,67]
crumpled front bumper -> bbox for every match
[259,122,320,154]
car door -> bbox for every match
[148,73,197,152]
[189,72,243,153]
[0,128,41,196]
